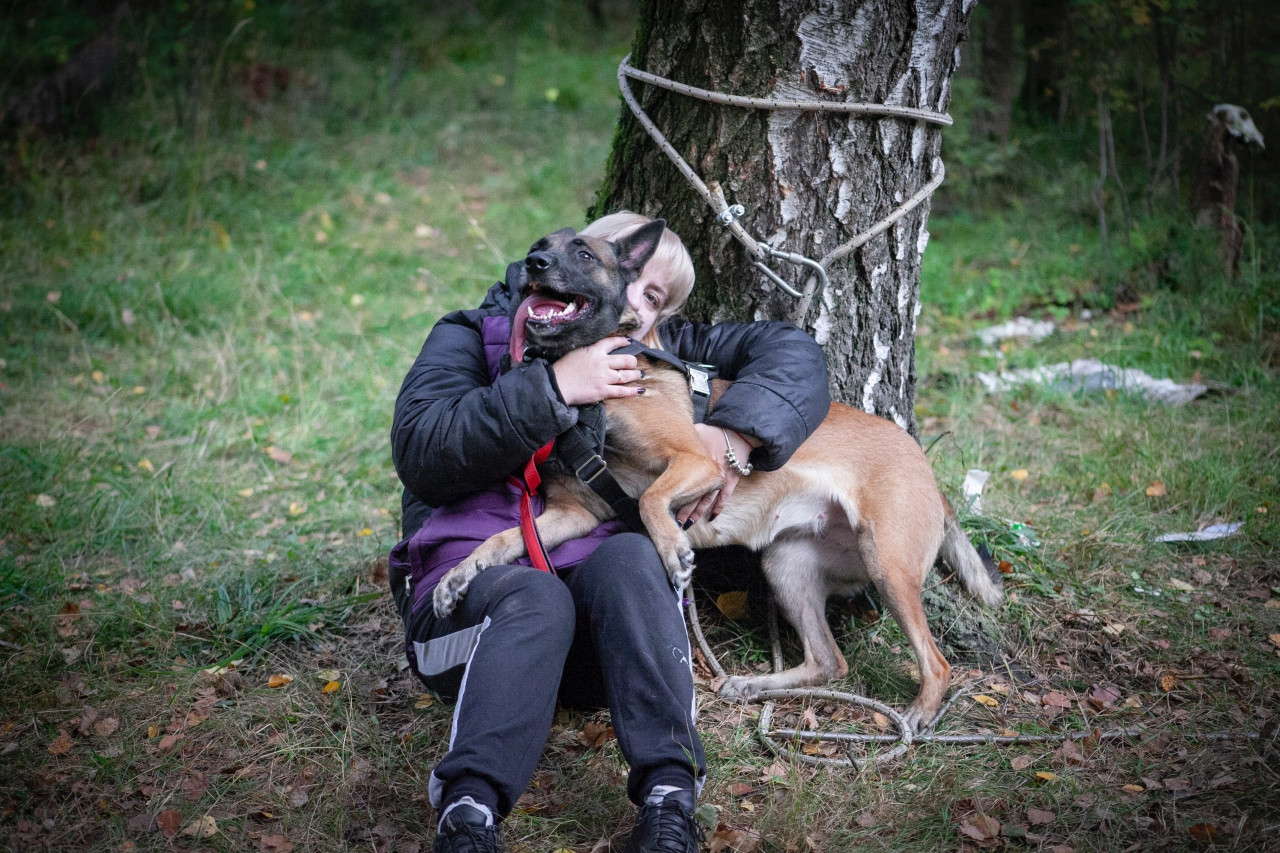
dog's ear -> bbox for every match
[614,219,666,276]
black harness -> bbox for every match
[553,339,717,533]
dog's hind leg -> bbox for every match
[859,523,951,733]
[718,538,848,702]
[433,491,603,618]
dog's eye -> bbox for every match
[577,250,595,262]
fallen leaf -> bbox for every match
[265,446,293,465]
[1042,691,1074,709]
[1145,481,1166,497]
[137,458,154,473]
[287,788,309,808]
[1060,739,1086,765]
[1033,771,1058,784]
[1121,784,1145,793]
[259,835,294,853]
[727,783,753,797]
[36,494,56,508]
[321,680,341,694]
[959,814,1000,841]
[1188,823,1221,843]
[1026,808,1056,825]
[715,590,749,620]
[414,694,435,709]
[580,720,613,748]
[1268,633,1280,649]
[707,827,760,853]
[1160,673,1179,692]
[181,815,217,838]
[48,730,74,755]
[802,708,819,731]
[156,810,182,837]
[1011,755,1035,771]
[972,694,999,707]
[760,759,789,783]
[93,717,120,737]
[1010,469,1029,482]
[1087,685,1122,709]
[268,674,293,688]
[127,813,158,834]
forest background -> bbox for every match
[0,1,1277,851]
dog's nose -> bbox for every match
[525,251,554,273]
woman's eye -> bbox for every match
[645,292,660,306]
[577,250,595,261]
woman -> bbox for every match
[389,213,829,853]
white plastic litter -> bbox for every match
[975,317,1056,346]
[961,469,990,514]
[975,358,1208,405]
[1154,522,1243,543]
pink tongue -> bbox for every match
[510,294,567,361]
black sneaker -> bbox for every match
[623,789,705,853]
[432,803,499,853]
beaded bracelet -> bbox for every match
[721,428,753,477]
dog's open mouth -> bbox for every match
[510,288,594,361]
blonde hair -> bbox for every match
[581,211,695,349]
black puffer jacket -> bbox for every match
[392,262,831,538]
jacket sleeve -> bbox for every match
[391,309,580,509]
[663,317,830,472]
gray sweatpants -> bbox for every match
[404,532,707,819]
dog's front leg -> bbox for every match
[637,452,723,589]
[432,491,604,618]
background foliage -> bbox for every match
[0,1,1277,851]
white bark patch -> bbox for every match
[911,1,948,107]
[911,123,927,165]
[889,405,910,431]
[862,328,892,411]
[770,8,873,226]
[812,284,837,346]
[895,218,909,261]
[917,224,931,255]
[869,261,888,296]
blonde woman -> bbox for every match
[389,213,829,853]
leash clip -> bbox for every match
[575,453,609,484]
[752,242,828,299]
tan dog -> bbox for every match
[433,223,1003,731]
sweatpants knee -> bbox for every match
[488,566,576,636]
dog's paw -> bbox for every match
[717,675,764,703]
[433,561,481,619]
[663,543,696,590]
[900,701,935,735]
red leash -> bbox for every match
[509,440,556,572]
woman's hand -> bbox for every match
[551,337,646,406]
[675,425,758,527]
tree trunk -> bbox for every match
[972,0,1015,143]
[591,0,972,437]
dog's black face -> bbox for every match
[509,220,666,363]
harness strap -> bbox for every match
[554,422,646,534]
[510,441,556,572]
[610,339,716,424]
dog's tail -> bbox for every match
[939,496,1004,608]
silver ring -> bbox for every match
[616,370,623,383]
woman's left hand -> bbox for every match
[675,425,756,528]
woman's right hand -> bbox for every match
[551,337,646,406]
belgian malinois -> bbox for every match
[432,221,1004,731]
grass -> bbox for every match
[2,2,1278,851]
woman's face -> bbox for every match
[626,261,673,340]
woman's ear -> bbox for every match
[614,219,666,276]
